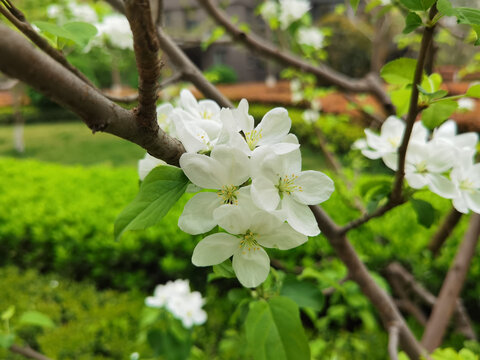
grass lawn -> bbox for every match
[0,121,328,170]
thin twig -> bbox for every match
[386,262,476,340]
[10,344,52,360]
[388,323,400,360]
[421,213,480,351]
[0,1,97,90]
[428,208,462,257]
[196,0,394,114]
[391,6,437,203]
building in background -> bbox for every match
[163,0,342,82]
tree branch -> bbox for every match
[421,213,480,351]
[391,6,437,203]
[196,0,394,114]
[310,205,427,359]
[9,344,52,360]
[388,323,400,360]
[125,0,162,129]
[386,262,476,341]
[427,208,462,257]
[0,24,184,166]
[0,0,97,90]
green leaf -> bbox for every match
[280,275,324,311]
[209,259,236,281]
[350,0,360,13]
[147,328,192,360]
[417,86,448,101]
[437,0,455,16]
[456,8,480,26]
[245,297,310,360]
[403,12,423,34]
[1,306,15,321]
[114,165,189,240]
[63,22,98,47]
[400,0,435,11]
[421,73,443,93]
[411,198,435,228]
[0,333,15,349]
[19,311,55,328]
[201,26,226,51]
[391,87,412,116]
[381,58,417,85]
[466,84,480,98]
[421,100,458,129]
[34,21,72,39]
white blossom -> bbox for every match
[145,279,207,329]
[192,196,307,288]
[302,109,320,124]
[279,0,311,29]
[450,156,480,214]
[138,153,166,181]
[67,2,98,23]
[260,1,279,21]
[251,148,334,236]
[458,98,475,112]
[297,27,324,48]
[97,14,133,50]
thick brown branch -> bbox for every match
[421,213,480,351]
[310,205,426,359]
[197,0,393,114]
[0,1,97,90]
[391,7,437,203]
[0,24,184,166]
[102,0,232,108]
[428,208,462,257]
[125,0,161,129]
[9,344,52,360]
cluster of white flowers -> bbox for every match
[297,27,325,49]
[354,117,480,214]
[145,279,207,329]
[458,98,476,112]
[96,14,133,50]
[139,90,334,288]
[260,0,311,29]
[47,1,98,24]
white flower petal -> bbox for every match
[180,89,199,111]
[258,222,307,250]
[293,170,334,205]
[382,153,398,171]
[405,173,428,189]
[251,176,281,211]
[465,191,480,213]
[178,192,221,234]
[257,107,291,146]
[192,233,239,266]
[282,195,320,236]
[213,203,251,235]
[210,145,251,186]
[453,196,469,214]
[234,99,254,132]
[232,247,270,288]
[138,153,165,181]
[426,173,456,199]
[180,153,224,189]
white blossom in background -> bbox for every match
[354,116,480,211]
[290,79,304,103]
[67,2,98,23]
[138,154,166,181]
[145,279,207,329]
[96,14,133,50]
[297,27,324,48]
[279,0,311,29]
[458,98,476,112]
[302,109,320,124]
[138,91,335,288]
[260,1,279,22]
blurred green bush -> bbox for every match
[204,64,238,84]
[0,266,146,359]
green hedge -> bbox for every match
[0,158,478,353]
[0,158,206,291]
[0,266,146,359]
